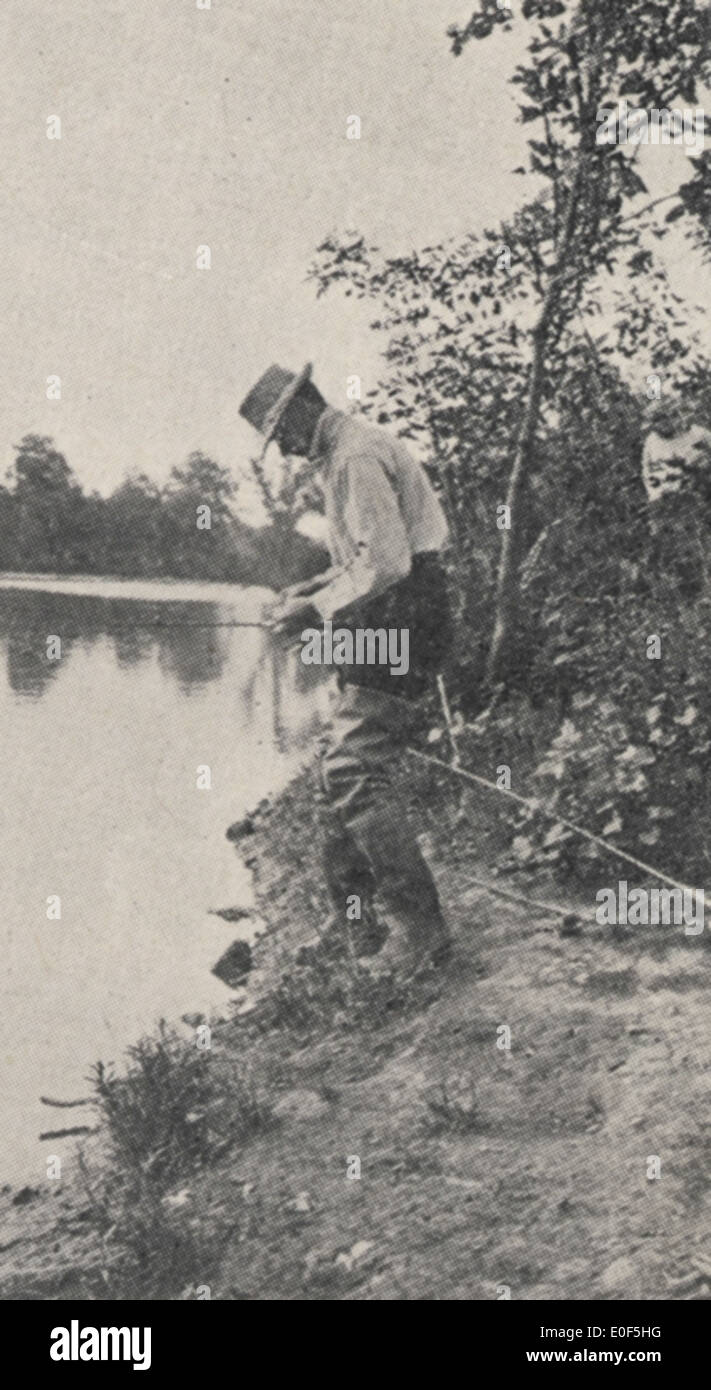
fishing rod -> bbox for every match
[2,618,276,642]
[102,618,272,630]
[0,575,282,633]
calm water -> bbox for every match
[0,577,328,1183]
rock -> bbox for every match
[600,1255,637,1293]
[287,1191,312,1213]
[225,801,272,844]
[225,815,256,843]
[273,1088,331,1122]
[162,1188,192,1209]
[559,914,583,937]
[181,1012,205,1028]
[12,1186,39,1207]
[666,1269,705,1294]
[334,1240,374,1273]
[209,905,252,924]
[303,1249,329,1284]
[444,1176,486,1194]
[211,939,253,987]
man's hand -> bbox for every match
[264,592,321,638]
[279,567,342,601]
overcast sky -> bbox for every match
[1,0,707,510]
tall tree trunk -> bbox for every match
[485,159,584,685]
[484,318,550,683]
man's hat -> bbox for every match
[239,363,313,446]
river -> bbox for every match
[0,575,329,1184]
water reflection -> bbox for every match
[0,581,329,1184]
[0,591,233,697]
[0,587,323,734]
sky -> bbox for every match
[1,0,708,515]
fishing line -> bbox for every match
[407,746,700,899]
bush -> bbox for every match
[81,1021,272,1298]
[484,590,711,887]
[90,1020,269,1184]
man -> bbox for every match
[641,402,711,596]
[239,362,454,980]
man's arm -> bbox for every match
[280,566,345,600]
[309,451,412,621]
[265,566,344,637]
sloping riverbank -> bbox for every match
[1,757,710,1301]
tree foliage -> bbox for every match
[0,436,326,587]
[313,1,711,680]
[308,1,711,882]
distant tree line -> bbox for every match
[0,435,326,588]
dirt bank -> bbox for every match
[1,757,710,1301]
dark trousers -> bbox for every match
[317,685,448,944]
[317,549,452,946]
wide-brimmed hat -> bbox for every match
[239,363,313,447]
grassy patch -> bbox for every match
[248,958,433,1041]
[90,1020,268,1183]
[80,1020,272,1297]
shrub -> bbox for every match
[90,1020,269,1184]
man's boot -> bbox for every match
[295,906,387,968]
[362,911,453,983]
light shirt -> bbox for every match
[642,425,711,502]
[307,408,449,619]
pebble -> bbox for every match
[211,939,253,987]
[287,1191,312,1213]
[273,1089,331,1122]
[600,1255,637,1292]
[11,1186,39,1207]
[162,1188,192,1209]
[556,1258,591,1280]
[335,1240,374,1272]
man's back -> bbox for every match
[315,408,448,575]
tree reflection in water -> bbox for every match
[0,588,330,751]
[0,592,231,698]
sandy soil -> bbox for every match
[2,761,710,1301]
